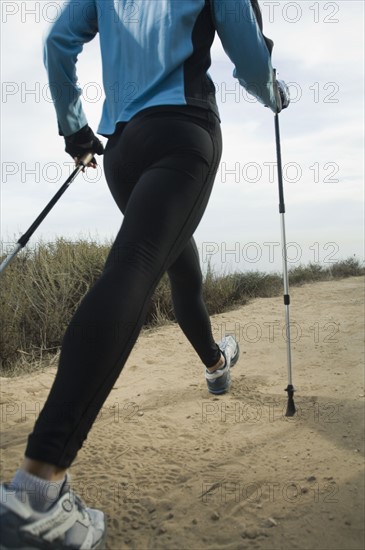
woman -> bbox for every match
[0,1,289,548]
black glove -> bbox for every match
[64,125,104,164]
[274,79,290,113]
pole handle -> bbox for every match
[78,152,94,167]
[274,113,285,213]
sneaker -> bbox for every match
[205,335,240,395]
[0,477,106,549]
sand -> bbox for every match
[1,276,364,550]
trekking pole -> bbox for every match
[0,152,94,278]
[274,113,296,417]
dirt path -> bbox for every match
[1,276,364,550]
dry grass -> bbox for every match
[1,239,363,375]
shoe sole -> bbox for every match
[0,541,106,550]
[208,384,231,395]
[0,527,106,550]
[0,547,105,550]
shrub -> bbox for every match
[1,239,363,375]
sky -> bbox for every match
[1,0,364,274]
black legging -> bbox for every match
[26,106,223,468]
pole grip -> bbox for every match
[274,114,285,214]
[79,152,94,167]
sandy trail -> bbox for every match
[1,276,364,550]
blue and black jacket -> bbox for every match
[44,0,278,137]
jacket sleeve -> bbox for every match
[249,0,274,54]
[43,0,98,136]
[210,0,278,112]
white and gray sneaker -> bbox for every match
[205,335,240,395]
[0,477,106,549]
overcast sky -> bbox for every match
[1,0,364,274]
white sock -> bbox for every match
[207,353,226,372]
[11,469,67,512]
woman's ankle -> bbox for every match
[206,353,225,373]
[21,458,67,481]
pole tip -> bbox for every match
[285,385,296,417]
